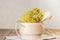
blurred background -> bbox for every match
[0,0,60,29]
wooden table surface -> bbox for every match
[0,29,60,40]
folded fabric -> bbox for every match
[5,36,20,40]
[5,34,59,40]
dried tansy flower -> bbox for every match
[20,8,43,23]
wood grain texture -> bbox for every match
[0,29,17,40]
[44,29,60,35]
[0,29,60,40]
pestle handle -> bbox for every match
[41,11,52,22]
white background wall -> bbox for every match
[0,0,60,29]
